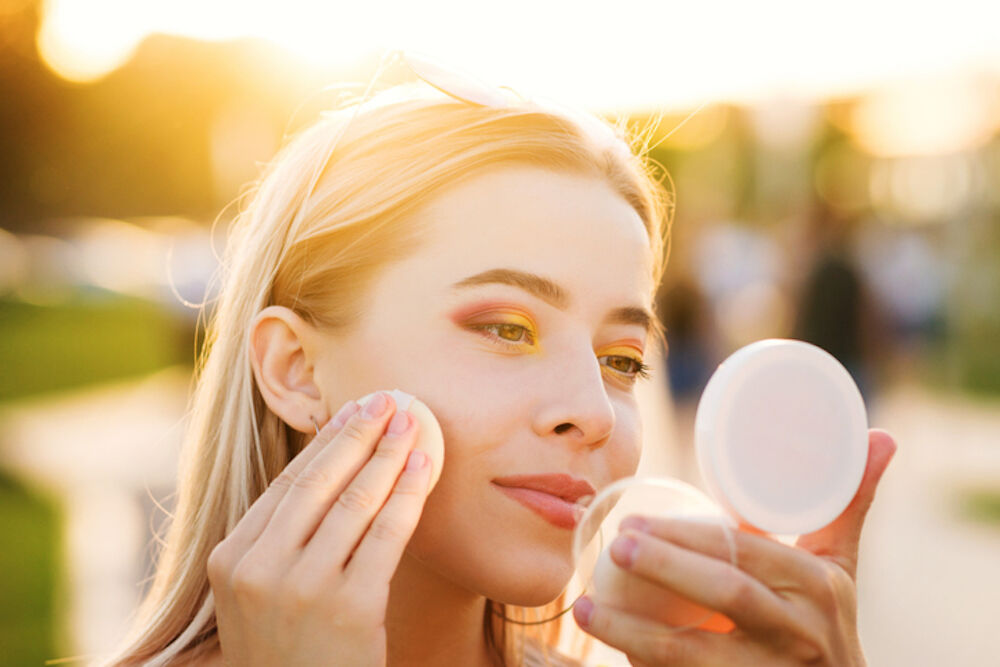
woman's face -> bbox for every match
[312,165,656,606]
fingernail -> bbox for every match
[330,401,359,429]
[573,596,594,628]
[388,411,411,435]
[619,515,649,533]
[362,392,389,419]
[611,534,638,568]
[406,450,427,471]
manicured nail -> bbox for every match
[573,596,594,628]
[362,392,389,419]
[388,411,411,435]
[611,534,638,568]
[330,401,359,429]
[406,450,427,471]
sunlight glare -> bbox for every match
[850,77,1000,157]
[36,0,1000,116]
[38,0,145,83]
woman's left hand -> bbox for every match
[572,428,897,666]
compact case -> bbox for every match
[694,339,869,535]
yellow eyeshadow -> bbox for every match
[494,313,534,329]
[465,310,533,327]
[599,345,644,362]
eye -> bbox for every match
[495,323,529,342]
[599,354,651,385]
[468,322,537,348]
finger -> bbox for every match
[343,448,432,589]
[255,391,398,554]
[573,595,746,666]
[222,399,360,552]
[795,428,897,578]
[610,529,800,637]
[620,516,829,593]
[301,410,419,568]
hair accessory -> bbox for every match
[306,50,515,198]
[282,49,518,270]
[283,49,616,269]
[401,51,513,108]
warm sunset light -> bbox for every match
[850,76,1000,157]
[6,2,1000,667]
[37,0,1000,113]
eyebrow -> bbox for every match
[451,268,656,337]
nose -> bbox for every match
[531,344,616,449]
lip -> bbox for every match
[492,474,597,530]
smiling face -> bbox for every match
[311,165,656,605]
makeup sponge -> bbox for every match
[357,389,445,491]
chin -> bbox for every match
[484,548,577,607]
[499,584,570,608]
[409,499,584,606]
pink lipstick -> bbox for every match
[492,474,596,530]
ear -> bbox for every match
[248,305,328,434]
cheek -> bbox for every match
[392,340,538,461]
[605,402,643,482]
[319,323,472,413]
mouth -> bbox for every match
[491,473,597,530]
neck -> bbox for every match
[385,551,499,667]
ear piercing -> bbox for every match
[309,414,321,436]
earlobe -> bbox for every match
[248,306,327,433]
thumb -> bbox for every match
[795,428,897,579]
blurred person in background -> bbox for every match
[794,201,887,402]
[104,65,896,667]
[655,268,716,483]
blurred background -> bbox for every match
[1,1,998,665]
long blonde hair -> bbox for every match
[107,86,672,666]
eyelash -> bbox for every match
[468,322,538,348]
[467,322,651,384]
[600,355,652,383]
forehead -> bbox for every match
[409,166,655,309]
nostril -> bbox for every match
[554,423,574,435]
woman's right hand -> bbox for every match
[206,392,432,667]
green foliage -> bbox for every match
[961,487,1000,525]
[954,326,1000,396]
[0,471,62,666]
[0,292,192,402]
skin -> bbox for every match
[204,165,897,666]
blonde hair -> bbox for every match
[107,86,672,666]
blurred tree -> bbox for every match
[0,2,295,230]
[0,469,62,665]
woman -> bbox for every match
[108,65,896,666]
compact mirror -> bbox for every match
[571,477,737,632]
